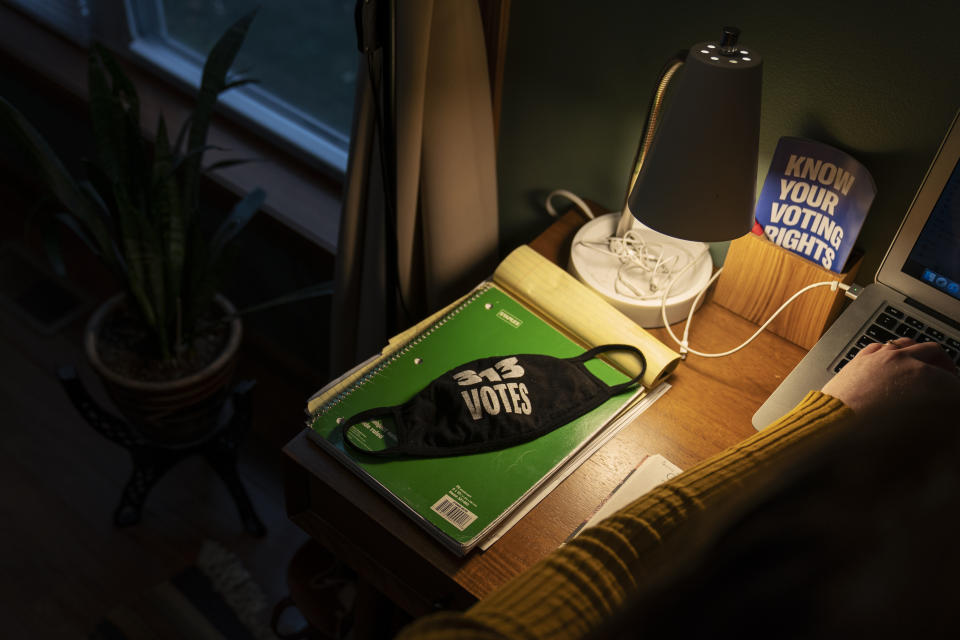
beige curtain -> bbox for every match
[330,0,500,376]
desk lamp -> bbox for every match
[569,27,762,327]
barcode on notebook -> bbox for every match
[431,495,478,531]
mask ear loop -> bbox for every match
[570,344,647,393]
[339,405,405,458]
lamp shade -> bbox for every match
[628,31,762,242]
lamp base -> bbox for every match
[568,213,713,328]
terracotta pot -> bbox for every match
[84,293,243,446]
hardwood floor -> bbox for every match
[0,189,330,637]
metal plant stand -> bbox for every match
[57,366,266,536]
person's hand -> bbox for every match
[821,337,959,417]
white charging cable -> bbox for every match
[585,229,708,300]
[546,190,709,302]
[545,189,853,359]
[660,267,851,358]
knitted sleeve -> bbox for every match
[396,391,853,640]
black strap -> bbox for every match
[570,344,647,395]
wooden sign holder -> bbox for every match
[712,233,863,350]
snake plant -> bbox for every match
[0,11,264,361]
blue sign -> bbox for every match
[754,137,876,273]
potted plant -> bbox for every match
[0,11,265,444]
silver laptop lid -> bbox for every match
[877,110,960,324]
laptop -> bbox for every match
[753,110,960,429]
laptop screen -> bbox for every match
[902,157,960,300]
[878,111,960,323]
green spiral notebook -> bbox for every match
[306,246,679,555]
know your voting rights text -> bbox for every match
[754,137,876,273]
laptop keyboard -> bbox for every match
[833,303,960,373]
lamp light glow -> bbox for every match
[568,27,763,328]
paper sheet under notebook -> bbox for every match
[567,453,682,542]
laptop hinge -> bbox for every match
[905,297,960,332]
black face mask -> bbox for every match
[340,344,646,457]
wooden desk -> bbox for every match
[283,211,808,616]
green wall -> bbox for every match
[497,1,960,279]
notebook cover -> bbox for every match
[306,284,637,555]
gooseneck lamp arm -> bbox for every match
[614,51,687,238]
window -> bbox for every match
[126,0,356,174]
[2,0,358,251]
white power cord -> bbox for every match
[545,189,595,220]
[545,188,854,359]
[585,229,708,300]
[660,268,851,358]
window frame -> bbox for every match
[122,0,351,175]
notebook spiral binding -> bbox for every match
[310,283,493,420]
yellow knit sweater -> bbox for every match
[396,391,852,640]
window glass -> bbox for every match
[137,0,357,168]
